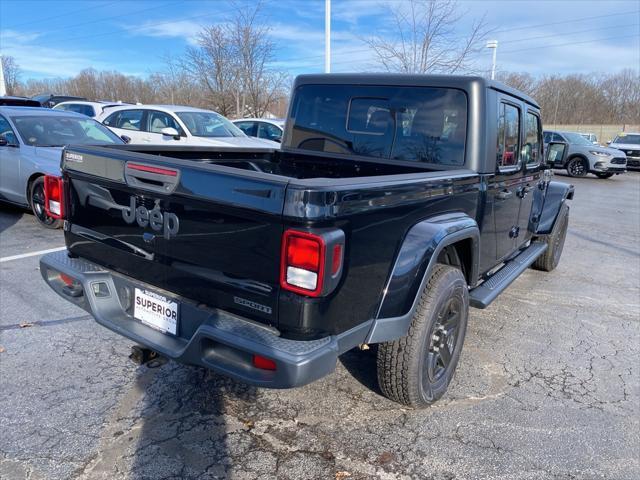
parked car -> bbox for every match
[0,96,42,107]
[608,132,640,170]
[543,130,626,178]
[97,105,279,148]
[233,118,285,143]
[0,106,124,228]
[53,100,125,118]
[31,94,87,108]
[578,132,599,145]
[41,74,573,408]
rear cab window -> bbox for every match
[289,85,467,167]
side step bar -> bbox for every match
[469,242,547,309]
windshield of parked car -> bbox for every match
[563,132,592,145]
[12,115,123,147]
[176,111,245,137]
[613,134,640,145]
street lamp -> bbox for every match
[486,40,498,80]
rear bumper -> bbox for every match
[40,251,367,388]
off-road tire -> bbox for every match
[532,202,569,272]
[29,176,62,229]
[377,264,469,408]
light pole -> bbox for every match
[325,0,331,73]
[486,40,498,80]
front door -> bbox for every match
[0,114,23,203]
[491,100,524,262]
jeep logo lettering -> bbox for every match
[122,197,179,239]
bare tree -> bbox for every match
[2,56,22,96]
[365,0,488,74]
[184,25,238,116]
[228,2,288,117]
[182,2,289,118]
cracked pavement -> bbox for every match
[1,173,638,479]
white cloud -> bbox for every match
[0,28,133,77]
[122,19,205,46]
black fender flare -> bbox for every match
[365,213,479,344]
[536,180,574,235]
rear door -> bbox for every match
[63,147,288,327]
[103,109,147,143]
[517,109,544,244]
[490,98,525,261]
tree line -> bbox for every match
[498,70,639,126]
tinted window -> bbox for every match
[64,104,95,117]
[258,122,283,141]
[147,110,182,134]
[112,110,143,131]
[524,112,541,166]
[543,131,551,143]
[289,85,467,166]
[12,116,123,147]
[552,133,565,142]
[235,121,257,137]
[497,103,520,168]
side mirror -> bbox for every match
[120,135,131,144]
[0,137,8,147]
[161,127,180,140]
[545,142,567,166]
[606,140,611,145]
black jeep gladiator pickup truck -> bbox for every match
[40,74,573,407]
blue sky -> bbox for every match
[1,0,638,80]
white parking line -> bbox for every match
[0,246,67,263]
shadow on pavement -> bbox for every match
[338,346,382,396]
[0,203,25,236]
[130,361,257,478]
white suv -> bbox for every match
[97,105,279,148]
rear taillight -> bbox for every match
[44,175,65,219]
[280,229,345,297]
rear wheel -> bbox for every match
[595,173,614,179]
[566,157,588,177]
[377,264,469,408]
[29,176,62,229]
[532,202,569,272]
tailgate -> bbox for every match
[62,146,288,327]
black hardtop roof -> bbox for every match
[293,73,539,109]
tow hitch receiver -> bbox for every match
[129,345,165,368]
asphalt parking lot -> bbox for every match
[1,172,639,480]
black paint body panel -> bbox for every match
[58,75,569,342]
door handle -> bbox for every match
[496,190,513,200]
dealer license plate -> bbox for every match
[133,288,179,335]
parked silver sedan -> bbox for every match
[0,106,124,228]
